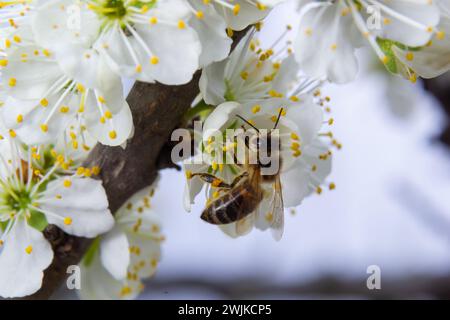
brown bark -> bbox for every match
[24,29,249,300]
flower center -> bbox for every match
[89,0,128,20]
[103,0,127,18]
[4,188,33,212]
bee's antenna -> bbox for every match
[273,108,284,129]
[236,114,260,132]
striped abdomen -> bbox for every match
[201,179,263,225]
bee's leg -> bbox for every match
[190,173,233,189]
[230,171,249,187]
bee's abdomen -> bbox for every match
[201,181,262,225]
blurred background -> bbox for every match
[61,1,450,299]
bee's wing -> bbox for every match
[235,166,260,236]
[235,213,254,236]
[269,175,284,241]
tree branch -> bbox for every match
[24,29,249,300]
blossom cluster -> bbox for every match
[0,0,449,300]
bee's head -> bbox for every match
[237,108,284,170]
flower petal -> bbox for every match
[39,177,114,238]
[0,219,53,298]
[100,227,130,281]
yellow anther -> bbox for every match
[64,217,72,225]
[252,105,261,114]
[92,166,101,175]
[8,78,16,87]
[233,4,240,15]
[196,11,204,19]
[40,124,48,132]
[60,106,70,113]
[293,149,302,157]
[140,5,149,13]
[76,83,85,93]
[63,179,72,188]
[25,245,33,254]
[150,56,159,65]
[149,16,157,24]
[109,131,117,139]
[406,52,414,61]
[104,110,112,119]
[291,142,300,150]
[177,20,186,29]
[40,98,49,107]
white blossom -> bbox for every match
[392,0,450,79]
[294,0,441,83]
[0,41,133,146]
[0,128,114,298]
[31,0,202,85]
[183,96,335,240]
[78,182,163,300]
[199,28,299,105]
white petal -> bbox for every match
[79,252,142,300]
[392,17,450,78]
[199,59,228,105]
[0,219,53,298]
[54,46,124,109]
[216,0,269,31]
[32,0,100,50]
[281,138,331,207]
[40,177,114,238]
[100,228,130,281]
[1,45,63,100]
[380,0,440,47]
[1,95,78,145]
[294,3,359,83]
[188,0,232,67]
[84,100,133,146]
[202,101,241,142]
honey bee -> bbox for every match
[191,109,285,240]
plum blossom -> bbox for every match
[199,27,300,105]
[183,96,335,240]
[31,0,202,85]
[78,182,163,300]
[0,129,114,298]
[0,42,133,146]
[391,1,450,79]
[198,0,272,31]
[294,0,442,83]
